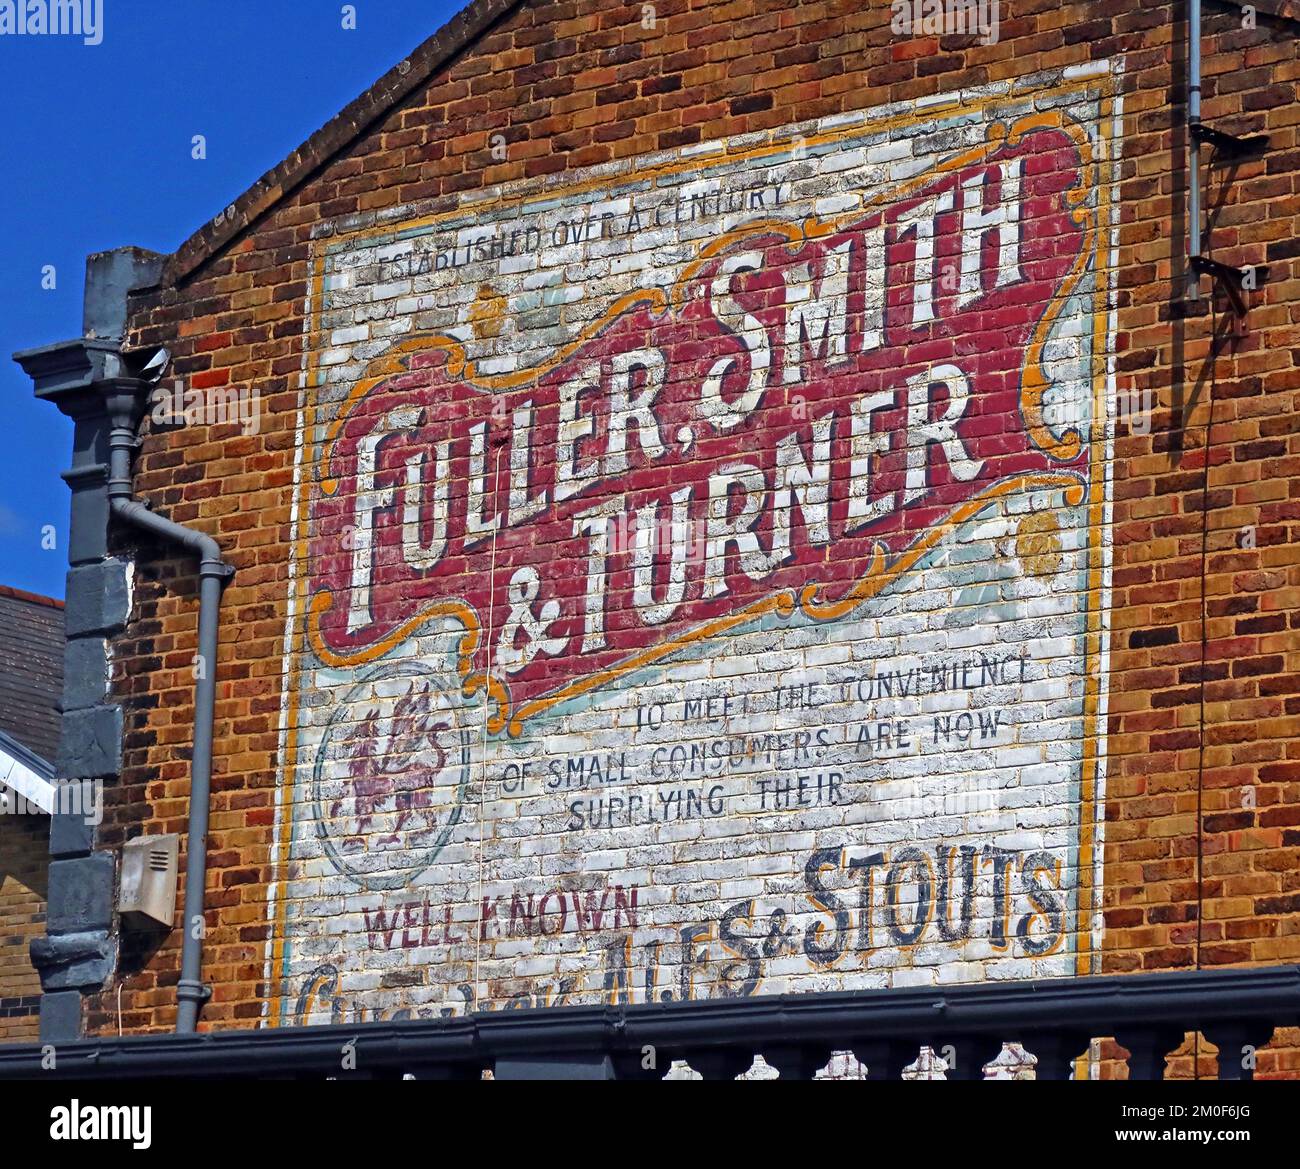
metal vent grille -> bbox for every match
[118,834,179,927]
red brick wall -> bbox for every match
[0,814,46,1043]
[93,0,1299,1077]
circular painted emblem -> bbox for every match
[312,660,470,890]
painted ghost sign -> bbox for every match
[271,65,1121,1025]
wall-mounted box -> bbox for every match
[118,834,178,928]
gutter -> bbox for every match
[0,965,1294,1080]
[0,728,57,815]
[102,378,235,1034]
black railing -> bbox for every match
[0,967,1296,1080]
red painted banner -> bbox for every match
[307,124,1090,734]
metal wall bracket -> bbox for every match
[1190,257,1270,335]
[1187,117,1271,334]
[1190,121,1270,160]
[1185,0,1275,335]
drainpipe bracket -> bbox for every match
[1190,121,1270,161]
[202,559,236,584]
[176,979,212,1008]
[1189,257,1267,333]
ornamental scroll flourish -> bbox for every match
[305,114,1098,738]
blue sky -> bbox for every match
[0,0,462,599]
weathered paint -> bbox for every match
[272,65,1122,1024]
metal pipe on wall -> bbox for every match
[1189,0,1202,287]
[104,379,233,1034]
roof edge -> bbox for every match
[0,585,65,610]
[161,0,525,289]
[0,728,55,815]
[108,0,1300,295]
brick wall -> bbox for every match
[92,0,1298,1076]
[0,814,47,1043]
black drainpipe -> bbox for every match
[102,379,234,1033]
